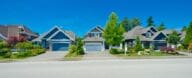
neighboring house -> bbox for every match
[83,26,105,52]
[124,26,167,51]
[33,26,75,51]
[0,25,38,41]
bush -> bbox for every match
[160,47,177,54]
[177,45,184,51]
[65,45,77,57]
[0,48,11,58]
[110,48,124,54]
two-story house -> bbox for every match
[83,26,105,52]
[0,25,38,41]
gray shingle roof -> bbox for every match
[32,26,75,42]
[124,26,167,41]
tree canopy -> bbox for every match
[103,12,125,46]
[157,22,166,31]
[167,31,180,45]
[147,16,155,27]
[121,17,140,31]
[183,22,192,47]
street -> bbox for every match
[0,58,192,78]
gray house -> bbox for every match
[123,26,167,51]
[83,26,105,52]
[33,26,75,51]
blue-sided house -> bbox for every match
[33,26,75,51]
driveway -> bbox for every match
[1,58,192,78]
[83,50,119,60]
[21,51,67,62]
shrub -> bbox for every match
[16,42,34,52]
[65,45,77,57]
[160,47,177,54]
[177,45,184,51]
[0,48,11,58]
[75,38,84,55]
[110,48,124,54]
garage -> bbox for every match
[84,43,103,51]
[52,43,69,51]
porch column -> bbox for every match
[120,43,123,49]
[125,42,128,52]
[49,41,52,51]
[142,42,144,48]
[102,41,105,51]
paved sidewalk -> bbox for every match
[21,51,67,62]
[82,51,119,60]
[178,51,192,56]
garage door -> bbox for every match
[85,43,102,51]
[52,43,69,51]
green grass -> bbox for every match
[64,53,83,61]
[112,51,185,59]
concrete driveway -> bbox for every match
[83,50,119,60]
[1,58,192,78]
[22,51,67,62]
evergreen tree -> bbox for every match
[157,22,166,31]
[147,16,155,27]
[121,17,130,31]
[183,22,192,47]
[167,31,180,45]
[134,37,143,52]
[130,18,141,27]
[181,26,187,32]
[103,12,125,47]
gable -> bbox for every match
[43,27,59,39]
[51,31,70,40]
[90,27,102,33]
[154,33,166,40]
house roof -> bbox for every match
[32,26,75,41]
[124,26,144,40]
[83,26,104,42]
[124,26,167,41]
[0,33,7,40]
[0,24,38,38]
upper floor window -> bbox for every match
[89,32,101,37]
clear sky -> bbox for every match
[0,0,192,36]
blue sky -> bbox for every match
[0,0,192,36]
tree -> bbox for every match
[157,22,166,31]
[147,16,155,27]
[134,37,143,52]
[167,31,180,48]
[121,17,141,31]
[121,17,130,31]
[75,38,84,55]
[130,18,141,28]
[181,26,187,32]
[188,41,192,52]
[183,22,192,48]
[103,12,125,48]
[114,24,125,45]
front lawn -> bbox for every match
[112,51,185,59]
